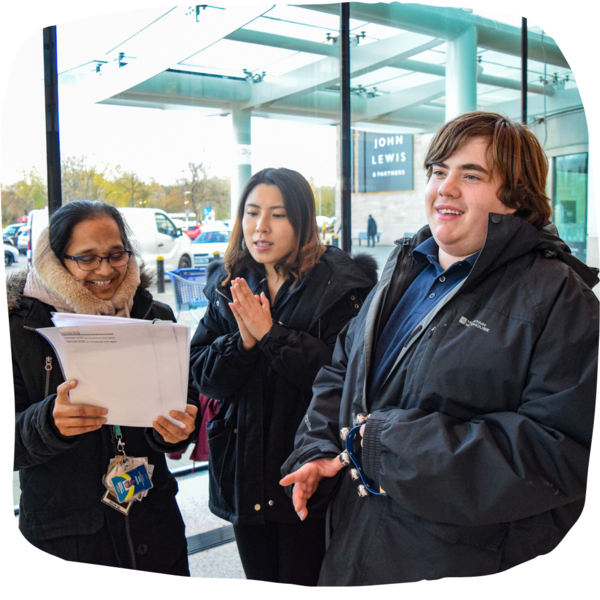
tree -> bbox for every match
[112,168,150,207]
[61,156,112,203]
[309,179,335,217]
[2,168,48,225]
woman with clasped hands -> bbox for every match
[190,168,377,585]
[9,201,198,574]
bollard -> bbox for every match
[156,256,165,293]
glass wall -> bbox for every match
[347,3,586,265]
[554,153,588,262]
[49,3,343,543]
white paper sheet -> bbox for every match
[38,318,189,428]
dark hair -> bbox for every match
[223,168,325,287]
[424,111,552,228]
[49,201,134,264]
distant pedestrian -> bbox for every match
[367,214,377,246]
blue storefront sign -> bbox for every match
[356,131,414,192]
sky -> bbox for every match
[1,1,600,600]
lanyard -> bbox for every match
[345,424,387,496]
[112,425,129,465]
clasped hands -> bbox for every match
[53,379,197,444]
[228,277,273,350]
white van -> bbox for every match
[27,206,192,276]
[118,208,192,275]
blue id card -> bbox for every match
[111,465,153,503]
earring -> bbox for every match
[241,239,246,250]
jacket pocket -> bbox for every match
[387,500,508,552]
[207,414,237,515]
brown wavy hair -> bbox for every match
[222,168,325,287]
[424,111,552,228]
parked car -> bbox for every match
[3,223,22,246]
[185,224,203,240]
[117,207,193,276]
[26,208,49,263]
[4,242,19,267]
[16,227,29,254]
[191,227,231,268]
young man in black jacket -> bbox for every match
[281,112,598,586]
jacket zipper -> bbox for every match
[125,514,137,569]
[44,357,53,397]
[218,427,235,497]
[373,240,412,343]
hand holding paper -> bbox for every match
[39,314,190,428]
[153,404,198,444]
[53,379,108,437]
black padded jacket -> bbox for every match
[9,271,199,572]
[190,246,378,525]
[283,215,599,585]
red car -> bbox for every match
[184,224,203,240]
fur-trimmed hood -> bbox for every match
[6,264,154,314]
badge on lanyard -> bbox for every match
[101,426,154,514]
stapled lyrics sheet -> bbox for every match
[38,313,189,427]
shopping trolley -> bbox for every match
[166,268,208,322]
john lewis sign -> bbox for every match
[356,131,414,192]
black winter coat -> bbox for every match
[283,215,599,585]
[190,246,377,525]
[9,272,199,573]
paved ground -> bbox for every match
[7,245,395,579]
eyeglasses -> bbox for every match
[64,250,132,271]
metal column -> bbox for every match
[230,108,252,219]
[43,26,62,215]
[340,3,351,253]
[445,26,478,121]
[521,18,528,125]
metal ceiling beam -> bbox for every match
[83,5,272,104]
[225,29,551,96]
[240,31,442,109]
[488,87,582,120]
[356,79,446,121]
[303,3,569,68]
[366,104,445,128]
[225,28,338,57]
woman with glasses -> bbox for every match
[8,200,198,574]
[190,168,377,585]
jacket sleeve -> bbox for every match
[189,299,260,399]
[281,321,358,456]
[361,278,598,527]
[258,294,358,397]
[13,351,80,470]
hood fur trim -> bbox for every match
[6,269,29,313]
[21,227,141,316]
[349,252,379,285]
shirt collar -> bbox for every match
[413,236,479,273]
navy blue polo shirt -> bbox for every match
[367,237,478,405]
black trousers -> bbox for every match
[233,519,326,586]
